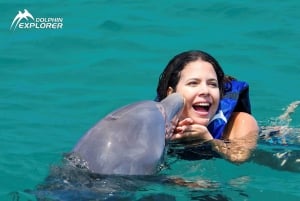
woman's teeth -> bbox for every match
[193,103,210,111]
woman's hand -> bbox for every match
[171,118,214,142]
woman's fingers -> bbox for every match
[177,118,193,126]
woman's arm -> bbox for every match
[210,112,259,163]
[170,112,259,163]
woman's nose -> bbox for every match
[198,83,209,95]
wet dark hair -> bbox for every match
[156,50,225,101]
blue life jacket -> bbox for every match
[207,80,252,139]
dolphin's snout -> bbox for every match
[160,93,184,139]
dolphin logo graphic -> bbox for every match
[10,9,34,30]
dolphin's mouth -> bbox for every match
[165,116,180,140]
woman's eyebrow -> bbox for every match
[207,78,218,81]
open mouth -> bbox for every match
[193,102,210,112]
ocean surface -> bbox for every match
[1,0,300,200]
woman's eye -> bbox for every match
[187,81,198,86]
[209,82,218,88]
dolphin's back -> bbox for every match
[73,101,167,175]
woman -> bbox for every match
[156,50,259,163]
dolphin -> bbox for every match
[72,93,184,175]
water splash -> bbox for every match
[259,100,300,146]
[253,100,300,172]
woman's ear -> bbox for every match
[167,87,174,95]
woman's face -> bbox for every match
[168,59,220,126]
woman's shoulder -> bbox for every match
[225,112,259,139]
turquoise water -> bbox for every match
[1,0,300,200]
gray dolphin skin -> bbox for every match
[72,93,184,175]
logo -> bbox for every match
[10,9,63,31]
